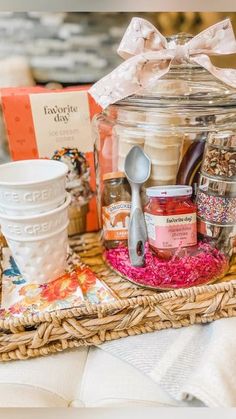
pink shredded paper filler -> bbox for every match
[105,243,229,289]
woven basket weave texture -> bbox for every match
[0,232,236,362]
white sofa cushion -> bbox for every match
[77,347,189,407]
[0,346,202,407]
[0,348,88,407]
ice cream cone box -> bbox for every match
[1,85,101,234]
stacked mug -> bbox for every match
[196,131,236,262]
[0,159,71,284]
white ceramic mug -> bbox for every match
[0,193,71,284]
[0,159,68,216]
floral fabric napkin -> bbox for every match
[0,247,116,319]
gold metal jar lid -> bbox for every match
[103,171,125,181]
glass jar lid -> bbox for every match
[115,33,236,109]
[146,185,193,197]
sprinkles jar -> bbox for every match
[197,191,236,224]
[197,175,236,224]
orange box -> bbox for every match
[1,85,101,234]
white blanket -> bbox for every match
[101,317,236,407]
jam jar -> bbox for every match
[102,171,131,249]
[144,185,197,259]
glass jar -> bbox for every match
[197,174,236,225]
[93,34,236,220]
[93,32,236,271]
[144,185,197,259]
[196,127,236,263]
[101,171,131,249]
[201,130,236,180]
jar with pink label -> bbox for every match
[144,185,197,260]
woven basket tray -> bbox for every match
[1,232,236,362]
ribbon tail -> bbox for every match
[88,57,145,109]
[89,53,172,109]
[193,55,236,89]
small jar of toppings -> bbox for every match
[196,175,236,225]
[102,172,131,249]
[201,131,236,180]
[144,185,197,259]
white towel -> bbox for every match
[100,317,236,407]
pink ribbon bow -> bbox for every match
[89,17,236,109]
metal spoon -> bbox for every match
[124,146,151,267]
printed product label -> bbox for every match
[29,91,93,156]
[102,201,131,240]
[144,212,197,249]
